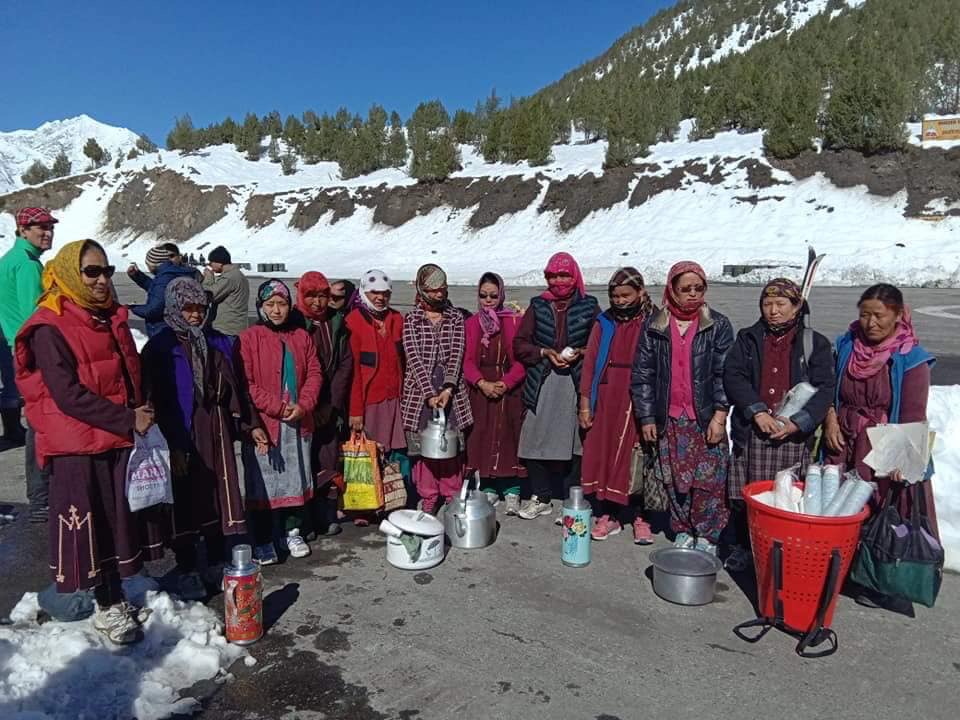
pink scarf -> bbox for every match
[540,252,586,301]
[663,261,707,322]
[477,273,516,348]
[847,307,919,380]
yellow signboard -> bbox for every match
[922,116,960,142]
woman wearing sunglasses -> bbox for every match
[463,272,526,515]
[631,261,734,555]
[15,240,156,644]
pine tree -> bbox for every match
[235,113,263,155]
[20,160,51,185]
[136,134,158,153]
[764,63,820,158]
[261,110,282,138]
[283,115,305,151]
[280,152,298,175]
[452,109,478,144]
[386,111,408,168]
[127,148,139,160]
[51,151,72,178]
[525,98,554,165]
[268,137,281,163]
[166,114,199,151]
[409,100,460,182]
[83,138,107,168]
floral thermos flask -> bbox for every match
[223,544,263,645]
[561,486,591,567]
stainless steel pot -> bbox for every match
[649,548,723,606]
[419,408,460,460]
[443,475,496,550]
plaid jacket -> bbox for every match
[401,306,473,433]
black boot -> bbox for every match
[1,408,25,449]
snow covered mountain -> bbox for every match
[0,114,139,194]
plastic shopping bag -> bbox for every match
[340,433,384,511]
[125,426,174,512]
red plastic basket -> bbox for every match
[743,481,870,633]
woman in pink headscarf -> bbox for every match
[824,283,938,613]
[463,272,527,515]
[514,253,599,521]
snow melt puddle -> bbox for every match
[0,591,245,720]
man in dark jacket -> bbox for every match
[128,243,199,337]
[202,246,249,337]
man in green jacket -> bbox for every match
[0,207,56,521]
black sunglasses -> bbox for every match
[81,265,116,279]
[478,292,500,299]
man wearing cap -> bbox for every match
[202,245,249,337]
[128,242,199,337]
[0,207,57,520]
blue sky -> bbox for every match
[3,1,674,143]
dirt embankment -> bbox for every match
[770,146,960,216]
[105,168,234,240]
[0,174,98,217]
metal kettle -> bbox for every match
[419,408,460,460]
[444,474,497,550]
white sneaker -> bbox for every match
[673,532,695,549]
[504,493,521,516]
[286,529,311,559]
[177,571,207,601]
[483,491,500,507]
[93,602,141,645]
[518,496,552,520]
[695,538,718,556]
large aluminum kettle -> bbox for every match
[420,408,460,460]
[444,474,497,550]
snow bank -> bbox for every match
[0,591,245,720]
[929,385,960,572]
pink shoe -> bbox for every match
[632,517,654,545]
[591,515,622,541]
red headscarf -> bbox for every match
[847,307,919,380]
[295,271,331,321]
[663,261,707,321]
[540,252,585,301]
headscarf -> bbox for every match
[415,263,450,311]
[663,261,707,321]
[476,272,519,347]
[847,307,919,380]
[332,279,356,314]
[36,240,116,315]
[607,266,653,322]
[256,279,296,331]
[540,252,585,302]
[759,278,803,336]
[295,271,331,322]
[359,269,392,319]
[164,277,209,392]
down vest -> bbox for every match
[15,301,142,467]
[631,305,734,431]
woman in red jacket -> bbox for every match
[463,272,526,515]
[238,280,322,564]
[16,239,155,645]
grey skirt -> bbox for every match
[518,370,582,461]
[243,420,314,510]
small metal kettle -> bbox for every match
[419,408,460,460]
[444,474,497,550]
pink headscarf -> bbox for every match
[540,252,585,301]
[663,261,707,321]
[847,307,919,380]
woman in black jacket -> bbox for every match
[722,279,836,570]
[631,261,734,555]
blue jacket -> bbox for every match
[129,262,200,337]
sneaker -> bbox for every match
[29,506,48,524]
[724,544,753,573]
[591,515,622,541]
[253,542,279,566]
[632,518,654,545]
[93,602,142,645]
[695,538,718,555]
[176,571,207,601]
[673,532,695,549]
[286,530,311,559]
[483,491,500,507]
[518,496,552,520]
[504,493,520,516]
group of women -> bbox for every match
[15,241,938,644]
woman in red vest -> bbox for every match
[15,239,156,645]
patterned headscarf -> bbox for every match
[477,272,518,347]
[415,263,449,311]
[847,307,919,380]
[36,240,116,315]
[164,277,209,392]
[256,279,295,331]
[359,269,392,319]
[295,271,331,322]
[541,252,585,301]
[759,278,803,336]
[608,266,653,322]
[663,261,707,321]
